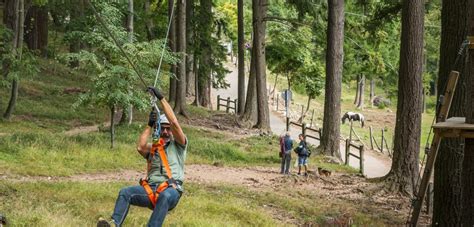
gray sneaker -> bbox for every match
[97,218,114,227]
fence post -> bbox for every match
[302,123,306,139]
[276,95,279,111]
[286,117,290,132]
[369,126,374,150]
[226,97,231,113]
[310,109,315,128]
[381,129,384,153]
[349,120,353,142]
[360,145,364,175]
[234,99,237,114]
[217,95,220,111]
[345,139,350,165]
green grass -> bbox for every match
[0,180,402,226]
[0,59,106,134]
[0,181,281,226]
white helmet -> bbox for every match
[159,114,170,125]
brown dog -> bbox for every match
[318,167,332,177]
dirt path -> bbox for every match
[1,164,413,225]
[212,62,392,178]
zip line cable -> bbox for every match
[86,0,149,90]
[154,1,176,87]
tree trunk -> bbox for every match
[193,57,200,106]
[4,0,23,120]
[237,0,246,115]
[320,0,344,160]
[197,0,212,108]
[168,0,177,103]
[433,0,469,224]
[185,0,194,97]
[110,106,115,149]
[384,0,424,196]
[370,78,375,107]
[357,74,365,109]
[173,0,187,116]
[126,0,134,124]
[144,0,155,40]
[24,5,48,57]
[240,45,258,126]
[461,2,474,224]
[354,75,360,105]
[253,0,270,131]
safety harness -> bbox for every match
[140,137,179,208]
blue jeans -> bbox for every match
[111,184,181,227]
[298,156,308,166]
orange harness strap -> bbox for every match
[141,138,176,208]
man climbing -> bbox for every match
[295,134,309,176]
[98,87,187,227]
[280,132,293,174]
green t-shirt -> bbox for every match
[147,138,187,185]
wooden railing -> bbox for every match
[217,95,237,114]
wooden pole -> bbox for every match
[217,95,220,111]
[410,71,459,226]
[349,120,353,142]
[369,126,374,149]
[234,99,237,113]
[276,95,279,111]
[226,97,230,113]
[286,117,290,131]
[381,129,384,153]
[302,123,306,140]
[360,145,364,175]
[310,109,315,127]
[345,139,350,165]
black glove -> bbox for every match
[148,110,158,127]
[148,86,164,100]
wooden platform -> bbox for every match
[433,117,474,138]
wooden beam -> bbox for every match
[410,71,459,226]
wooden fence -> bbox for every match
[345,139,364,174]
[217,95,237,114]
[289,121,322,141]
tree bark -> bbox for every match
[461,1,474,224]
[320,0,344,160]
[433,0,469,224]
[240,45,258,125]
[4,0,23,120]
[126,0,134,124]
[144,0,155,40]
[185,0,194,96]
[24,5,48,57]
[384,0,424,196]
[173,0,187,116]
[193,57,200,106]
[237,0,246,115]
[354,75,360,105]
[110,106,115,149]
[357,74,365,109]
[168,0,177,103]
[370,78,375,107]
[197,0,212,108]
[253,0,270,131]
